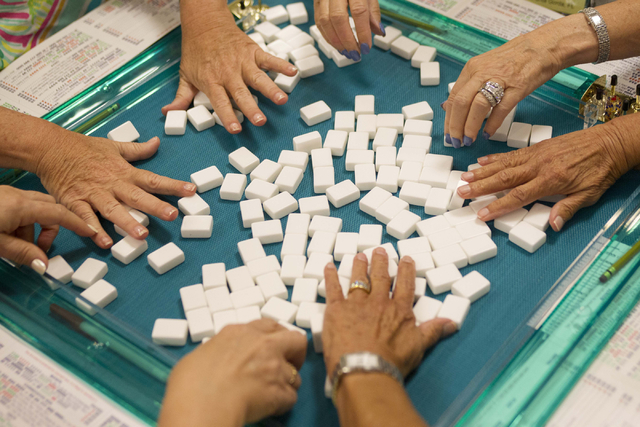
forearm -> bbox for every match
[597,113,640,172]
[0,107,65,173]
[523,0,640,73]
[335,373,428,427]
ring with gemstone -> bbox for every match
[348,280,371,295]
[478,81,505,107]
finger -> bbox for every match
[483,90,522,137]
[324,262,345,304]
[393,256,416,307]
[369,247,391,298]
[475,177,548,221]
[271,329,308,370]
[448,76,487,147]
[350,0,372,53]
[67,200,113,249]
[116,137,161,162]
[315,0,346,53]
[282,362,302,390]
[443,65,474,143]
[458,163,536,200]
[248,318,283,333]
[550,190,599,232]
[368,0,384,36]
[270,385,298,417]
[207,84,242,134]
[256,50,298,77]
[418,318,457,351]
[17,201,96,238]
[226,77,265,126]
[15,224,34,243]
[133,168,195,199]
[460,152,526,184]
[161,77,199,115]
[0,233,48,269]
[115,183,180,222]
[37,225,59,252]
[330,0,360,59]
[21,190,56,203]
[245,62,289,106]
[348,252,370,302]
[463,92,493,146]
[89,191,149,239]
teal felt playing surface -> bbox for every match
[12,4,640,424]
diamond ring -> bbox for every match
[348,280,371,295]
[478,81,505,107]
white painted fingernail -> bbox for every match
[87,224,99,234]
[31,259,46,275]
[554,217,565,231]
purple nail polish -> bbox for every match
[483,131,490,139]
[452,137,461,149]
[463,136,473,146]
[379,23,386,36]
[350,50,361,61]
[440,101,445,110]
[445,134,452,144]
[360,43,370,55]
[341,49,349,58]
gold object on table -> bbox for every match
[228,0,269,31]
[579,75,634,123]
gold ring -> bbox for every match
[348,280,371,294]
[288,364,298,385]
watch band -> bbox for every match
[330,352,404,404]
[580,7,610,64]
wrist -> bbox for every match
[180,0,235,33]
[597,114,640,175]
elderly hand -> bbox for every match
[322,248,457,378]
[35,133,196,249]
[158,320,307,427]
[0,186,95,271]
[314,0,384,61]
[163,0,298,134]
[457,117,640,231]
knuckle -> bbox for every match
[145,173,165,191]
[329,11,347,22]
[350,4,368,16]
[497,169,513,186]
[127,187,146,205]
[101,200,121,220]
[317,14,330,27]
[509,187,528,204]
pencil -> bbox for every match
[600,238,640,283]
[73,103,119,134]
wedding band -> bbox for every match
[288,364,298,385]
[478,81,504,107]
[348,280,371,294]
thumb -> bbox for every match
[549,191,596,232]
[117,136,160,162]
[418,317,457,350]
[0,233,48,272]
[161,77,198,115]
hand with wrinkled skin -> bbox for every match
[443,0,640,148]
[314,0,385,61]
[0,186,95,269]
[322,248,456,378]
[162,0,298,134]
[158,320,307,427]
[457,114,640,231]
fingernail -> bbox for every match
[254,113,265,124]
[165,207,177,219]
[458,185,470,196]
[445,134,451,144]
[440,101,445,111]
[184,183,197,192]
[360,43,370,55]
[461,172,474,182]
[230,123,241,132]
[340,50,349,58]
[31,259,46,275]
[443,322,458,336]
[477,208,489,219]
[554,217,565,231]
[355,253,368,262]
[350,51,361,61]
[379,23,386,36]
[483,131,490,139]
[135,225,147,237]
[102,236,113,247]
[325,263,336,271]
[400,255,414,265]
[275,92,286,102]
[374,247,386,255]
[289,65,298,73]
[463,136,473,146]
[451,137,461,149]
[87,224,99,234]
[477,156,489,164]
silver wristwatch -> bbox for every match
[331,352,403,404]
[580,7,610,64]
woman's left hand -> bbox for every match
[322,248,457,378]
[457,118,638,231]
